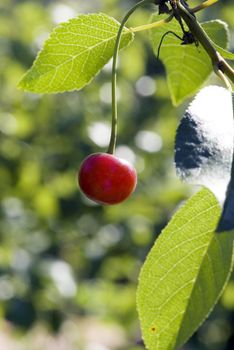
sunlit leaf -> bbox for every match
[18,13,134,93]
[137,188,234,350]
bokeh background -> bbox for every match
[0,0,234,349]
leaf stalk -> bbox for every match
[130,14,173,33]
[191,0,219,14]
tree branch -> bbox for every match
[176,0,234,84]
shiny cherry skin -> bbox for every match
[78,153,137,205]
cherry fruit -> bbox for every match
[78,153,137,205]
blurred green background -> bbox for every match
[0,0,234,349]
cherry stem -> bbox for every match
[107,0,154,154]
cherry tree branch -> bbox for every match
[176,0,234,84]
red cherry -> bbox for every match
[78,153,137,205]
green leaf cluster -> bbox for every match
[150,16,232,105]
[18,12,234,106]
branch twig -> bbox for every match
[191,0,219,14]
[176,0,234,84]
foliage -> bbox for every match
[150,16,230,105]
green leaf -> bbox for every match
[203,20,234,60]
[18,13,134,93]
[137,188,234,350]
[150,17,229,105]
[202,19,229,49]
[200,20,234,67]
